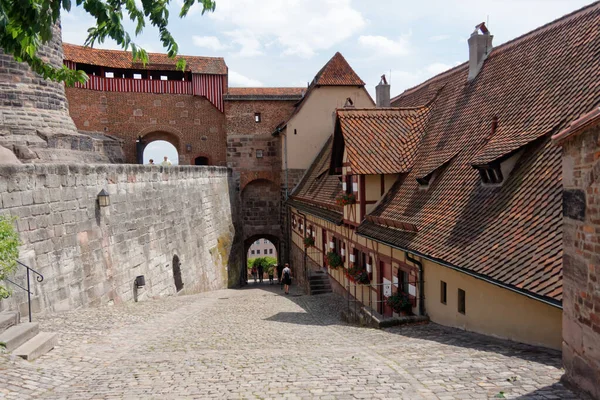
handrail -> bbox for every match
[2,261,44,322]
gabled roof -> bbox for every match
[225,87,305,101]
[63,43,227,75]
[334,107,431,175]
[354,2,600,306]
[313,52,365,86]
[273,52,369,135]
[289,136,343,218]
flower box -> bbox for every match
[335,193,356,206]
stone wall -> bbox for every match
[65,88,227,166]
[241,179,280,241]
[560,122,600,399]
[0,164,243,315]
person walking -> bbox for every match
[268,265,275,285]
[251,265,257,283]
[282,263,292,295]
[257,263,264,284]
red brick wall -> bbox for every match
[66,87,226,165]
[561,123,600,400]
[225,99,296,136]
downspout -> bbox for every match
[298,211,308,289]
[283,131,289,200]
[406,252,425,317]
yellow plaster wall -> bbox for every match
[423,259,562,350]
[285,86,374,170]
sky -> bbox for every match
[143,141,179,165]
[62,0,595,98]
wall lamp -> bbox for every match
[135,275,146,288]
[97,189,110,207]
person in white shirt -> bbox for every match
[282,263,292,295]
[160,156,172,166]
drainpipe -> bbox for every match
[298,211,308,288]
[283,130,289,200]
[406,252,425,316]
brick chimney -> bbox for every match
[467,22,493,81]
[376,74,390,107]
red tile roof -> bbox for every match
[290,136,343,215]
[282,2,600,307]
[335,107,431,175]
[63,43,227,75]
[313,52,365,86]
[355,2,600,305]
[553,107,600,143]
[225,87,305,100]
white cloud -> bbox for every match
[429,34,450,42]
[192,36,228,51]
[358,35,410,57]
[425,62,455,75]
[225,30,263,57]
[228,70,263,86]
[209,0,365,58]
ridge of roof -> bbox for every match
[391,1,600,102]
[225,87,306,101]
[62,43,227,75]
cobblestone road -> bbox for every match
[0,284,579,399]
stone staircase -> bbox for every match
[0,311,57,361]
[309,271,332,295]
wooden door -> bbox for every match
[380,261,393,317]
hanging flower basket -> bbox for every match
[303,236,315,248]
[326,252,343,269]
[347,265,370,284]
[386,292,412,315]
[335,193,356,206]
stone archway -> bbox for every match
[137,126,183,164]
[244,234,281,284]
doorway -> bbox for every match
[173,255,184,292]
[194,156,209,165]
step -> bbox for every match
[309,277,330,283]
[13,332,58,361]
[0,311,20,333]
[310,283,332,290]
[0,323,39,352]
[311,289,332,295]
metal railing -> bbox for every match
[2,260,44,322]
[345,280,420,324]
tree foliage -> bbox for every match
[0,0,216,85]
[248,256,277,273]
[0,216,20,299]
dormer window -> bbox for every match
[475,149,524,186]
[478,165,503,185]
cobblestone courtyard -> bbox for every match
[0,284,579,399]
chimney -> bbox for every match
[376,74,391,107]
[467,22,493,81]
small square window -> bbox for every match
[458,288,466,314]
[251,250,255,255]
[254,112,262,123]
[105,72,114,78]
[269,249,273,254]
[256,150,264,158]
[256,249,261,255]
[440,281,447,305]
[133,73,142,79]
[160,76,168,81]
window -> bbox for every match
[251,250,255,255]
[344,175,353,194]
[105,71,114,78]
[478,165,503,185]
[254,113,261,123]
[133,73,142,79]
[255,240,260,245]
[399,270,409,294]
[458,289,466,314]
[256,249,261,255]
[440,281,447,305]
[256,149,264,158]
[264,239,268,244]
[160,75,168,81]
[269,249,273,254]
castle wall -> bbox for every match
[0,164,243,315]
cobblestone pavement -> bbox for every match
[0,283,579,399]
